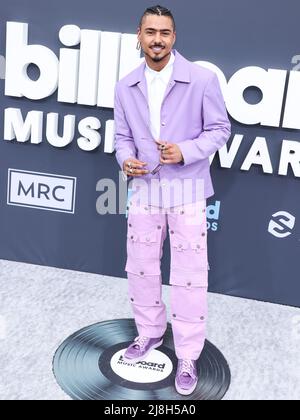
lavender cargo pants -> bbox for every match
[125,199,208,361]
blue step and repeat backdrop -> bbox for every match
[0,0,299,306]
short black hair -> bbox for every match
[139,5,176,32]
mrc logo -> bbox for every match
[7,169,77,214]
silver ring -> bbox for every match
[130,168,134,174]
[128,162,132,168]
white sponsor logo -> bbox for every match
[7,169,77,213]
[110,350,173,383]
[268,211,296,238]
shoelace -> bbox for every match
[179,359,195,378]
[133,336,149,350]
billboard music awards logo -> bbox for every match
[110,349,173,384]
[1,21,299,178]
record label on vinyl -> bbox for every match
[110,350,173,383]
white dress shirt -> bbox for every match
[145,51,175,140]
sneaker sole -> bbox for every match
[123,339,163,363]
[175,379,198,396]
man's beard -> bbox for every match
[145,50,170,63]
[152,55,165,62]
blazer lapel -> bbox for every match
[161,49,191,105]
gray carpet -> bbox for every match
[0,259,299,400]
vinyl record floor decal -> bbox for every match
[53,319,231,400]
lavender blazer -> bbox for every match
[114,49,231,207]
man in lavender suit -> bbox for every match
[114,5,231,396]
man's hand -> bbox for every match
[155,140,184,164]
[123,158,150,177]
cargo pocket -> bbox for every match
[127,226,162,261]
[127,271,162,307]
[170,237,190,270]
[170,285,208,323]
[189,234,208,271]
[125,257,161,277]
[170,267,208,288]
[170,232,208,274]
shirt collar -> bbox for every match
[145,51,175,83]
[127,49,191,87]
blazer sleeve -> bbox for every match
[114,84,137,170]
[179,73,231,166]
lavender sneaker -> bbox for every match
[175,359,198,395]
[123,336,163,362]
